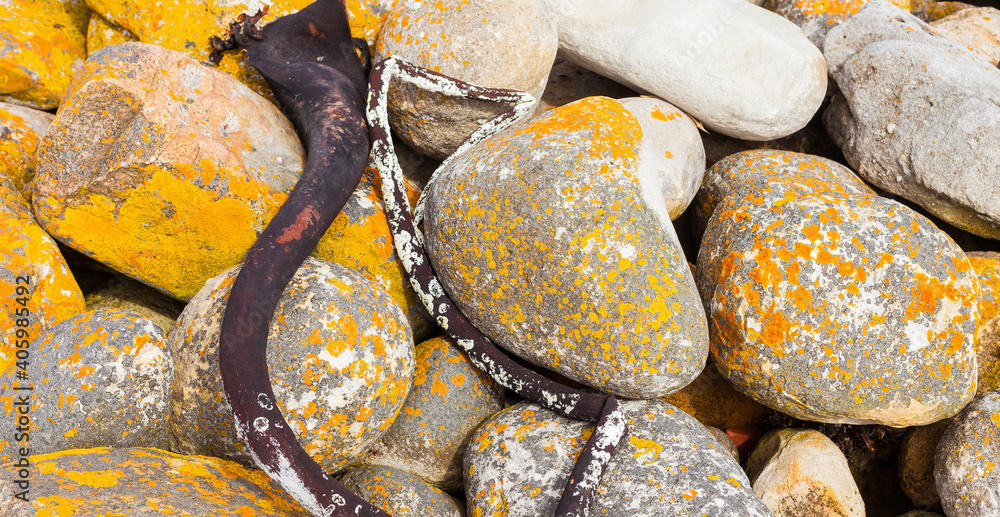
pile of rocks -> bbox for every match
[1,0,999,516]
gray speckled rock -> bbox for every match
[934,391,1000,516]
[425,97,708,399]
[898,419,950,510]
[360,336,503,489]
[465,399,773,516]
[747,429,864,517]
[692,149,872,240]
[824,1,1000,239]
[618,96,706,220]
[374,0,557,159]
[697,174,979,426]
[340,465,464,517]
[0,309,171,464]
[168,257,414,473]
[85,275,185,335]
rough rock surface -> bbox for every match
[425,97,708,399]
[340,465,465,517]
[930,7,1000,66]
[824,1,1000,239]
[0,447,312,516]
[697,173,979,426]
[0,103,54,202]
[969,252,1000,395]
[0,310,172,464]
[465,399,772,516]
[361,336,503,489]
[84,275,185,335]
[762,0,912,48]
[898,419,950,510]
[746,429,865,517]
[374,0,558,159]
[934,391,1000,517]
[168,258,414,473]
[545,0,827,140]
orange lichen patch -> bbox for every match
[970,253,1000,394]
[793,0,911,18]
[14,447,311,515]
[0,0,88,109]
[0,105,51,202]
[86,14,140,56]
[345,0,402,48]
[0,176,86,376]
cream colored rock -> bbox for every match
[930,7,1000,66]
[545,0,827,140]
[747,429,865,517]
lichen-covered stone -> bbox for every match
[0,447,311,516]
[910,0,973,22]
[969,251,1000,395]
[746,428,865,517]
[0,309,171,464]
[618,96,706,220]
[0,175,86,376]
[546,0,827,141]
[86,13,138,56]
[824,1,1000,239]
[934,391,1000,516]
[898,419,950,510]
[0,0,88,109]
[930,7,1000,66]
[340,465,464,517]
[168,258,414,473]
[661,359,772,432]
[0,102,54,203]
[761,0,912,48]
[707,426,741,462]
[375,0,557,159]
[465,399,772,516]
[697,174,979,426]
[425,97,708,399]
[361,336,502,489]
[345,0,401,49]
[85,275,185,335]
[693,149,872,240]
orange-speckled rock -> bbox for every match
[762,0,912,47]
[86,14,138,56]
[346,0,401,49]
[898,418,950,510]
[340,465,465,517]
[934,391,1000,516]
[969,251,1000,395]
[464,399,772,516]
[85,275,185,335]
[424,97,708,399]
[697,173,979,427]
[0,447,312,516]
[617,97,706,220]
[0,0,88,109]
[746,429,865,517]
[910,0,973,22]
[361,336,503,489]
[0,102,54,203]
[693,149,872,241]
[0,309,171,464]
[0,175,86,377]
[931,7,1000,66]
[661,359,772,432]
[374,0,557,159]
[168,258,414,473]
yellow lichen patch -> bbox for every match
[0,176,86,376]
[345,0,402,48]
[86,14,140,56]
[0,0,88,109]
[0,104,52,202]
[970,253,1000,394]
[794,0,911,17]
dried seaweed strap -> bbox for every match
[367,56,628,517]
[216,1,388,515]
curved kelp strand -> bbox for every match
[367,57,628,517]
[215,1,385,516]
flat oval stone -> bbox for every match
[0,102,54,202]
[168,257,414,473]
[0,447,311,516]
[969,251,1000,395]
[340,465,464,517]
[375,0,557,159]
[934,391,1000,516]
[361,336,503,489]
[0,309,172,464]
[697,176,978,426]
[425,96,708,399]
[465,399,772,516]
[1,175,86,376]
[746,428,865,517]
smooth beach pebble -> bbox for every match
[0,309,172,464]
[425,96,708,399]
[0,447,312,516]
[340,465,465,517]
[464,399,772,516]
[168,257,414,473]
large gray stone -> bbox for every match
[934,391,1000,516]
